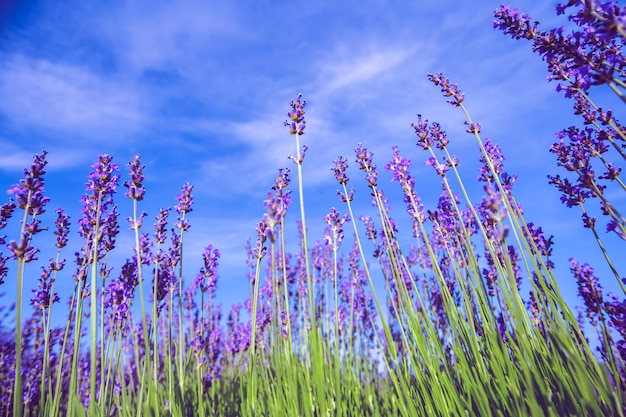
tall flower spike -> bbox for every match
[196,244,220,295]
[412,115,433,150]
[124,154,146,201]
[427,72,465,106]
[570,258,604,325]
[332,156,355,202]
[0,199,17,242]
[284,93,306,135]
[332,156,350,185]
[175,182,194,231]
[323,207,349,252]
[7,150,50,216]
[54,208,71,249]
[175,182,194,214]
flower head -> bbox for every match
[175,182,194,215]
[428,72,465,106]
[54,208,71,249]
[7,151,50,216]
[175,182,194,231]
[323,207,349,252]
[332,156,350,185]
[284,93,306,135]
[124,154,146,201]
[196,244,220,295]
[30,266,60,311]
[570,258,604,325]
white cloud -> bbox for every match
[97,0,242,75]
[0,55,146,140]
[316,46,416,95]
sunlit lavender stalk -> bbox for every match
[6,150,50,417]
[285,93,318,336]
[175,181,193,393]
[122,153,153,409]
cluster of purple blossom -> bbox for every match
[495,0,626,367]
[0,2,623,413]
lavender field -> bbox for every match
[0,2,625,416]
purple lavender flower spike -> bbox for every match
[425,157,449,177]
[265,169,292,227]
[30,266,60,311]
[332,156,350,185]
[412,115,432,150]
[0,200,16,234]
[254,220,268,259]
[5,153,52,265]
[175,182,194,231]
[332,156,355,203]
[355,143,379,190]
[570,258,604,325]
[323,207,349,252]
[465,121,481,134]
[360,215,377,242]
[604,293,626,359]
[284,93,306,135]
[74,154,120,279]
[154,208,170,244]
[54,208,71,249]
[175,182,194,215]
[280,310,289,338]
[85,154,120,197]
[427,72,465,106]
[7,150,50,216]
[386,146,425,225]
[124,154,146,201]
[196,245,220,296]
[493,6,539,40]
[0,255,8,285]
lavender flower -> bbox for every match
[103,279,131,331]
[0,255,7,285]
[30,266,60,311]
[494,3,626,97]
[154,208,170,244]
[412,114,432,150]
[284,93,306,135]
[77,155,120,262]
[427,72,465,106]
[425,156,449,177]
[123,154,146,201]
[354,143,377,188]
[570,258,604,325]
[0,200,14,283]
[386,146,426,227]
[332,156,355,202]
[254,220,268,259]
[524,222,555,270]
[54,208,71,249]
[493,6,539,40]
[323,207,349,252]
[332,156,350,185]
[175,182,194,231]
[360,215,377,242]
[6,152,51,263]
[7,151,50,216]
[280,310,289,338]
[465,121,481,134]
[604,292,626,359]
[0,200,16,235]
[196,245,220,296]
[262,168,292,242]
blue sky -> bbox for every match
[0,0,623,324]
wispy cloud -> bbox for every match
[0,55,146,141]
